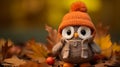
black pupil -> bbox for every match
[67,30,71,35]
[81,30,86,35]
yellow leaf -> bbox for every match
[95,35,112,58]
[112,43,120,52]
[95,35,112,50]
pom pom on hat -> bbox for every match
[70,1,87,12]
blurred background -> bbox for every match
[0,0,119,43]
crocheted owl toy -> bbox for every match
[47,1,101,67]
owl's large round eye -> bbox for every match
[62,26,74,39]
[77,26,91,39]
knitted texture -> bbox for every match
[58,1,96,37]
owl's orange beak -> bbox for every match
[74,33,78,38]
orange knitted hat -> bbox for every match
[58,1,96,37]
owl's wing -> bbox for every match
[52,41,64,56]
[90,42,101,54]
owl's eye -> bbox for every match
[77,26,91,39]
[62,26,74,39]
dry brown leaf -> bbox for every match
[2,40,13,60]
[0,39,6,52]
[0,39,6,63]
[45,25,58,50]
[24,39,48,63]
[20,61,51,67]
[3,56,26,66]
[103,56,120,67]
[94,63,106,67]
[94,56,119,67]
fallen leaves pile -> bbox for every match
[0,23,120,67]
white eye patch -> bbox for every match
[77,26,91,39]
[62,26,74,39]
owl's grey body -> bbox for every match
[59,40,93,64]
[52,26,101,64]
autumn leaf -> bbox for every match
[20,61,50,67]
[3,56,26,67]
[2,40,13,60]
[95,33,120,60]
[94,63,105,67]
[0,39,6,52]
[45,25,58,50]
[95,35,113,59]
[112,43,120,53]
[95,23,113,59]
[0,39,6,63]
[24,39,48,63]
